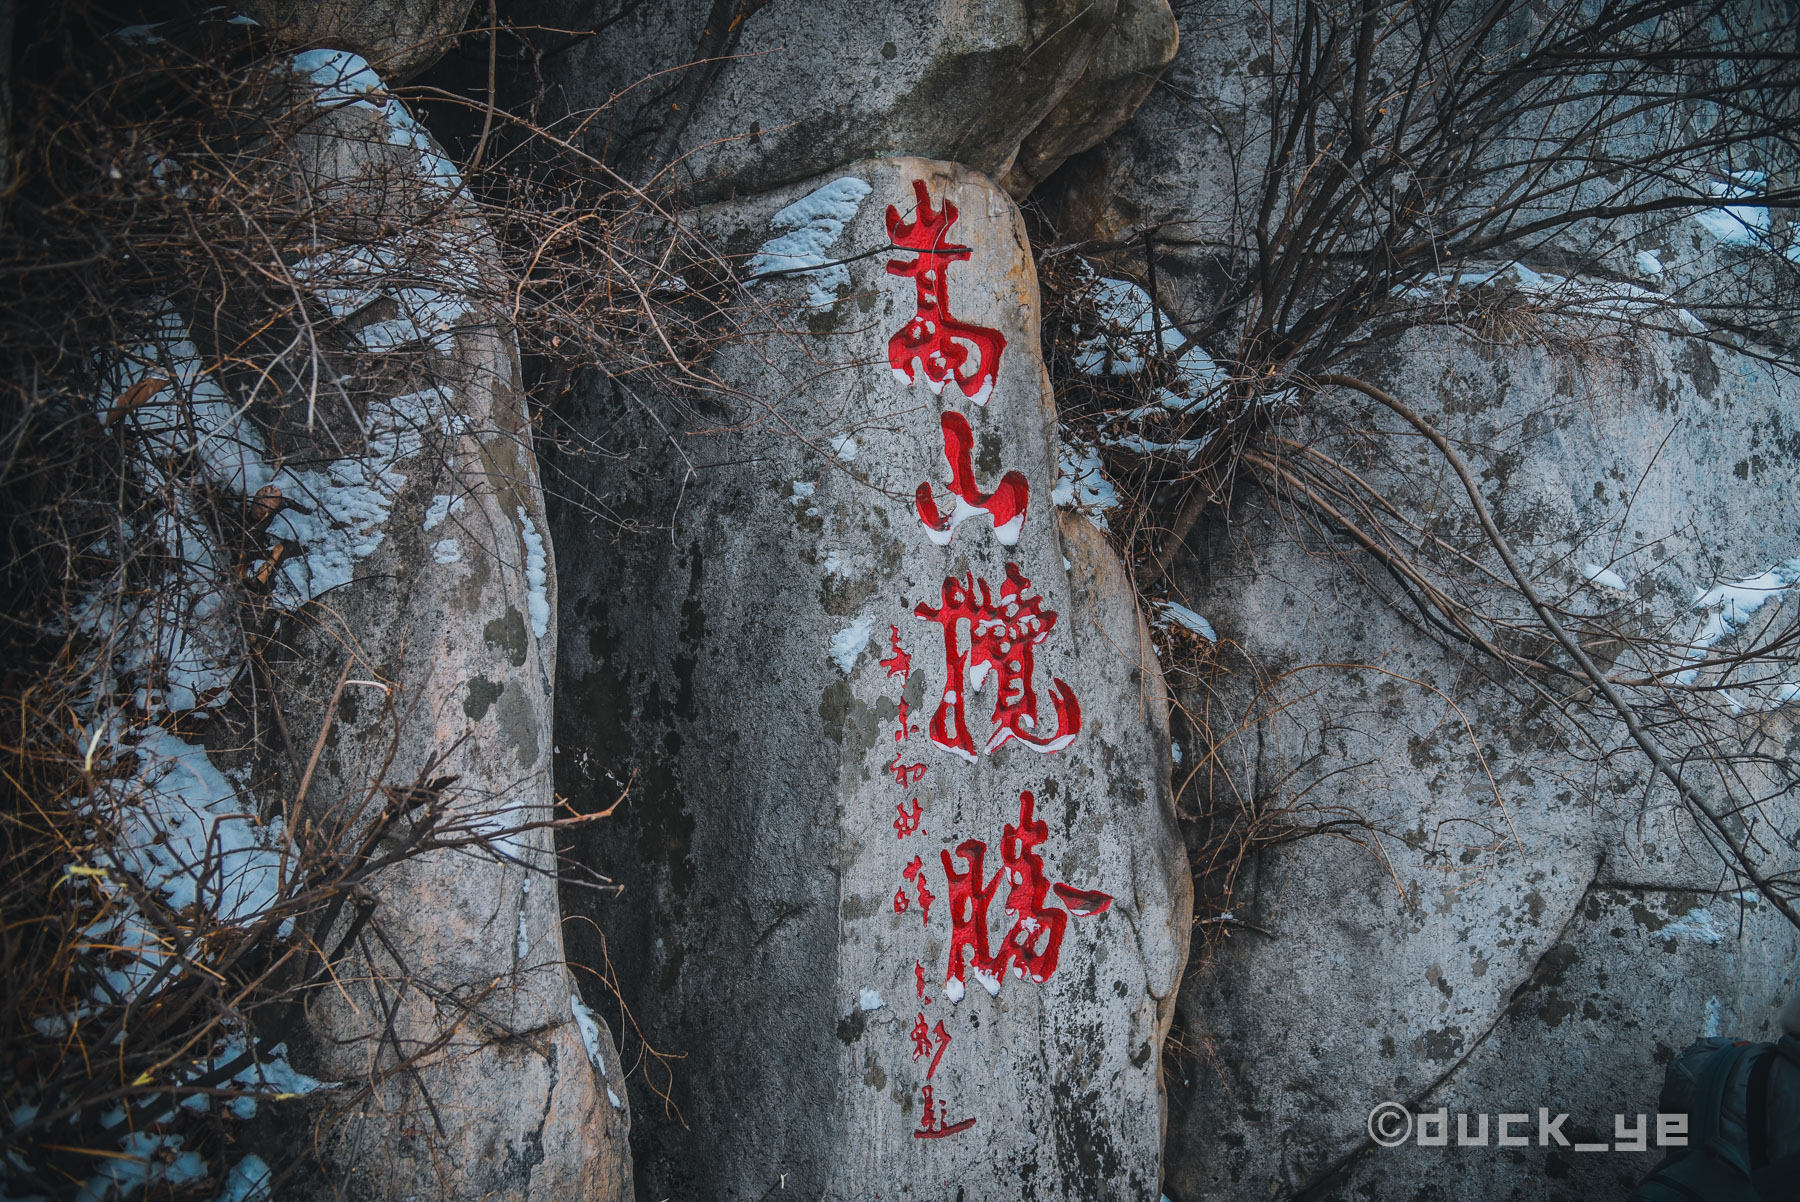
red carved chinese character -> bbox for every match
[915,960,932,1004]
[913,563,1081,762]
[903,854,934,925]
[894,798,924,838]
[888,752,927,786]
[989,789,1069,985]
[926,1019,950,1079]
[880,625,912,681]
[913,1084,976,1139]
[907,1013,952,1079]
[893,886,910,915]
[915,410,1030,547]
[939,837,999,1002]
[885,180,1006,406]
[911,1012,933,1060]
[893,699,918,744]
[939,790,1112,1001]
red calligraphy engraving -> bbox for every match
[927,1019,950,1079]
[913,1084,976,1140]
[939,791,1113,1002]
[940,837,999,1002]
[915,410,1030,547]
[885,180,1006,406]
[894,798,924,838]
[989,790,1069,986]
[913,563,1082,762]
[903,854,935,925]
[880,625,912,681]
[908,1013,952,1079]
[888,752,927,786]
[893,699,918,744]
[893,886,909,915]
[915,960,932,1004]
[1052,883,1114,917]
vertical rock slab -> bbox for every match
[256,52,632,1201]
[554,158,1190,1199]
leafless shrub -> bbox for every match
[0,7,727,1195]
[1035,0,1800,950]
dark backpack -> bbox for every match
[1628,1034,1800,1202]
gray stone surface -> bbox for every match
[1029,13,1800,1189]
[1047,0,1798,325]
[552,158,1191,1200]
[259,69,631,1202]
[1299,884,1798,1201]
[1155,326,1800,1200]
[242,0,474,81]
[537,0,1154,201]
[999,0,1178,198]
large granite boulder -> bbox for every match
[252,50,631,1200]
[533,0,1174,202]
[1157,326,1800,1200]
[552,158,1192,1199]
[240,0,474,81]
[1019,9,1800,1192]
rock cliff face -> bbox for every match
[537,0,1176,201]
[531,0,1798,1196]
[1047,5,1800,1198]
[552,158,1191,1201]
[240,0,474,80]
[1160,330,1800,1200]
[45,10,638,1198]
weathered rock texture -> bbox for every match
[1007,4,1800,1193]
[998,0,1177,198]
[1046,0,1795,316]
[1158,328,1800,1201]
[536,0,1174,202]
[242,0,474,81]
[260,53,631,1202]
[553,158,1191,1199]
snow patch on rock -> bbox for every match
[830,616,876,674]
[518,507,550,638]
[1402,261,1705,333]
[285,52,481,353]
[1075,276,1227,412]
[1581,562,1629,592]
[1670,558,1800,710]
[745,176,873,307]
[1660,908,1726,945]
[572,994,626,1106]
[1155,601,1217,642]
[215,1155,273,1202]
[1692,173,1771,248]
[422,493,466,531]
[107,726,285,928]
[1052,438,1118,532]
